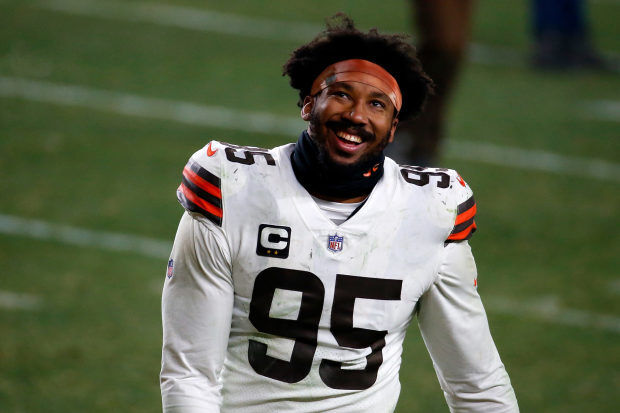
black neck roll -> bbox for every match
[290,131,384,199]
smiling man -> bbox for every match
[160,15,519,413]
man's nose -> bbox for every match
[342,101,368,125]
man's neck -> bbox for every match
[290,131,385,201]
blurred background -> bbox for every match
[1,0,618,411]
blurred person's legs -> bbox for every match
[388,0,474,166]
[531,0,605,69]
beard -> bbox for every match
[308,112,392,175]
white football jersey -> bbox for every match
[161,141,518,413]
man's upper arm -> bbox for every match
[417,241,519,412]
[161,212,234,413]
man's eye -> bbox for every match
[371,100,386,109]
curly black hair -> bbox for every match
[283,13,434,122]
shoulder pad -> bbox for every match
[445,170,476,243]
[398,164,452,189]
[176,141,224,226]
[396,165,476,242]
[217,142,276,166]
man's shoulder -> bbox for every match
[176,140,294,226]
[187,140,293,174]
[176,141,226,227]
[386,159,473,203]
[385,159,477,241]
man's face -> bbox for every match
[302,81,398,167]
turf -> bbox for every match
[1,0,619,411]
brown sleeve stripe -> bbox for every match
[187,161,221,189]
[177,184,223,226]
[452,216,475,234]
[457,195,475,214]
[446,221,477,242]
[176,161,223,227]
[446,195,477,243]
[181,173,222,209]
[455,202,476,225]
[183,165,222,200]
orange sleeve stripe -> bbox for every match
[179,183,223,218]
[183,166,222,199]
[455,203,476,225]
[447,221,477,240]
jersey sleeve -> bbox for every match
[176,141,225,227]
[445,171,477,243]
[160,212,233,413]
[417,241,519,412]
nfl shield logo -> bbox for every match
[327,234,344,252]
[167,259,174,279]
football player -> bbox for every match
[161,14,519,413]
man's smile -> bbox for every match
[326,120,375,148]
[335,130,362,144]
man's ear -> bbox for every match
[388,117,399,143]
[301,96,314,121]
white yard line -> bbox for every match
[28,0,619,68]
[581,100,620,122]
[608,279,620,295]
[484,295,620,334]
[1,213,619,332]
[0,76,303,136]
[2,75,619,182]
[35,0,519,67]
[38,0,521,66]
[468,43,523,67]
[0,290,41,310]
[37,0,319,42]
[447,140,620,182]
[0,213,171,259]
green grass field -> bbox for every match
[1,0,619,411]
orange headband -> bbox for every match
[310,59,402,112]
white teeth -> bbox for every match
[336,131,362,143]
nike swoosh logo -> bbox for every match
[206,142,218,157]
